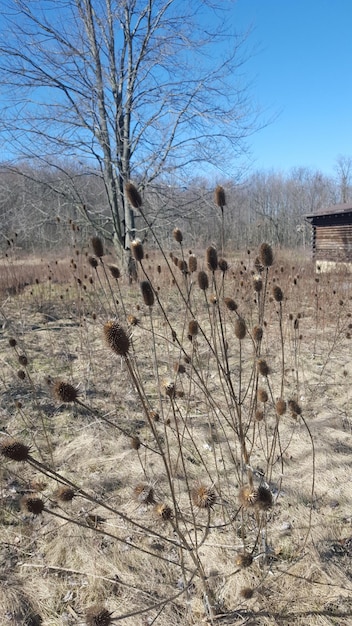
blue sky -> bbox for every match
[233,0,352,176]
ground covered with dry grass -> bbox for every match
[1,235,352,626]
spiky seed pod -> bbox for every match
[255,485,273,510]
[177,259,188,274]
[53,380,79,403]
[188,254,197,273]
[173,227,183,243]
[252,325,263,342]
[218,258,228,272]
[259,243,273,267]
[8,338,17,347]
[288,399,302,415]
[240,587,254,599]
[236,552,253,568]
[255,409,264,421]
[276,398,287,415]
[127,314,139,326]
[17,370,26,380]
[107,264,120,280]
[210,294,218,305]
[140,280,154,306]
[134,483,155,505]
[235,317,246,340]
[224,297,237,311]
[188,320,199,337]
[104,321,130,357]
[206,245,218,271]
[55,486,75,502]
[191,484,216,509]
[174,362,186,374]
[0,438,30,461]
[18,355,28,367]
[154,503,173,521]
[214,185,226,208]
[125,181,142,209]
[197,270,209,291]
[257,388,268,403]
[85,605,112,626]
[253,276,263,292]
[131,239,144,262]
[149,410,160,422]
[238,484,256,508]
[21,495,44,515]
[257,359,270,377]
[91,237,104,258]
[131,436,141,450]
[88,256,98,269]
[161,379,176,399]
[273,285,284,302]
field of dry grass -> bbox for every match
[1,232,352,626]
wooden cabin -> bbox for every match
[305,203,352,271]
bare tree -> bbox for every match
[334,155,352,204]
[0,0,259,261]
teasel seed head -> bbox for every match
[55,486,75,502]
[197,270,209,291]
[9,338,17,347]
[131,239,144,262]
[131,436,141,450]
[174,361,186,374]
[188,319,199,337]
[125,181,142,209]
[253,276,263,292]
[255,485,273,510]
[259,242,273,267]
[134,483,155,505]
[240,587,254,599]
[53,380,79,403]
[0,438,30,462]
[224,297,237,311]
[218,258,228,272]
[191,483,216,509]
[85,605,113,626]
[161,379,176,399]
[108,264,120,279]
[17,369,26,380]
[273,285,284,302]
[288,399,302,416]
[214,185,226,208]
[149,410,160,422]
[91,236,104,258]
[88,256,98,269]
[154,502,173,521]
[177,259,188,274]
[252,325,263,341]
[173,227,183,243]
[257,388,268,403]
[235,317,246,340]
[18,355,28,367]
[257,359,270,377]
[255,409,264,421]
[127,314,140,326]
[238,484,256,508]
[276,398,286,415]
[206,245,218,272]
[210,294,218,305]
[140,280,155,306]
[236,552,253,568]
[21,495,44,515]
[104,320,130,357]
[188,254,197,273]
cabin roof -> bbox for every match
[306,203,352,221]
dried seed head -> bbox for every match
[91,237,104,258]
[0,438,30,461]
[257,388,268,403]
[174,361,186,374]
[253,276,263,292]
[236,552,253,568]
[214,185,226,208]
[55,486,75,502]
[177,259,188,274]
[276,398,286,415]
[191,484,216,509]
[9,338,17,347]
[134,483,155,505]
[252,325,263,342]
[259,243,273,267]
[188,254,197,273]
[127,314,140,326]
[88,256,98,269]
[104,321,130,356]
[21,495,44,515]
[173,228,183,243]
[218,258,228,272]
[131,239,144,262]
[235,317,246,340]
[85,605,112,626]
[108,264,120,279]
[18,355,28,367]
[206,245,218,272]
[188,320,199,336]
[149,410,160,422]
[257,359,270,377]
[273,285,284,302]
[53,380,79,403]
[255,409,264,421]
[131,436,141,450]
[210,294,218,305]
[238,484,256,508]
[154,502,173,521]
[224,297,237,311]
[17,370,26,380]
[255,485,273,510]
[197,270,209,291]
[161,379,176,399]
[288,399,302,415]
[240,587,254,599]
[140,280,155,306]
[125,181,142,209]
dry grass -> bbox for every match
[1,235,352,626]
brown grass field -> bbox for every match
[1,234,352,626]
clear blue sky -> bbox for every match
[233,0,352,176]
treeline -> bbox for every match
[0,162,348,254]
